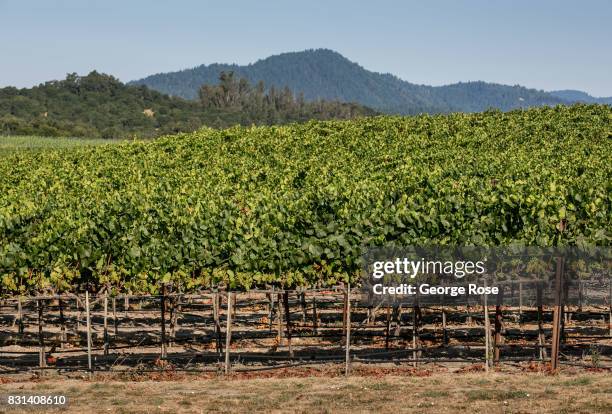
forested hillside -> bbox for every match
[130,49,569,114]
[549,90,612,105]
[0,71,374,138]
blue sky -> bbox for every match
[1,0,611,95]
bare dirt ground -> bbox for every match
[2,292,610,374]
[0,366,610,413]
[1,293,610,413]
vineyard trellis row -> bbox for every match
[1,104,611,295]
[1,281,610,375]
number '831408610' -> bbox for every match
[6,395,67,405]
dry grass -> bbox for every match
[0,135,123,154]
[1,370,610,413]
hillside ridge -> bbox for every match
[130,48,582,114]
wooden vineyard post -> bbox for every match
[441,283,448,346]
[412,304,418,368]
[268,287,274,333]
[76,296,81,336]
[300,290,307,323]
[17,297,24,335]
[345,283,351,377]
[561,281,569,343]
[232,292,237,320]
[277,292,283,347]
[412,291,421,368]
[37,299,46,372]
[168,294,174,347]
[213,291,222,356]
[169,293,178,347]
[224,291,232,375]
[59,297,67,348]
[342,289,348,341]
[283,291,293,358]
[85,291,93,373]
[609,281,612,338]
[385,303,391,350]
[160,285,167,359]
[536,282,547,361]
[112,297,118,336]
[578,280,583,313]
[175,294,181,346]
[518,282,523,324]
[103,294,109,356]
[563,274,570,325]
[394,304,402,337]
[312,294,318,335]
[494,285,504,364]
[483,281,491,372]
[550,256,564,371]
[124,296,129,318]
[442,308,448,345]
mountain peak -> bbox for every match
[129,50,593,113]
[257,48,347,61]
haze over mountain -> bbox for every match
[549,90,612,105]
[130,49,608,114]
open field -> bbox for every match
[0,135,123,154]
[0,370,611,413]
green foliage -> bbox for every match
[0,135,117,155]
[550,90,612,105]
[0,71,374,139]
[198,72,376,124]
[130,49,570,114]
[0,105,610,294]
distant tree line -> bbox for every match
[198,71,374,125]
[0,71,375,139]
